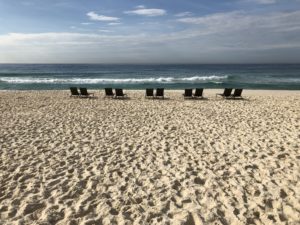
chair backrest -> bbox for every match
[233,89,243,97]
[156,88,164,97]
[105,88,114,96]
[184,89,193,97]
[146,88,154,96]
[70,87,79,95]
[223,88,232,97]
[115,89,124,96]
[194,88,203,97]
[80,88,88,96]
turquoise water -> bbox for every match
[0,64,299,90]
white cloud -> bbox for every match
[247,0,277,4]
[99,30,113,33]
[136,5,146,9]
[81,22,92,25]
[1,10,300,63]
[2,8,300,48]
[124,6,166,17]
[177,11,242,25]
[108,22,122,26]
[257,0,277,3]
[175,12,193,17]
[177,10,300,32]
[0,32,149,46]
[87,11,119,21]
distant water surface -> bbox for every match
[0,64,299,90]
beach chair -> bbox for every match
[193,88,204,98]
[105,88,114,98]
[216,88,232,98]
[155,88,164,99]
[231,89,243,98]
[70,87,80,97]
[145,88,154,98]
[79,88,94,98]
[183,89,193,99]
[115,89,127,98]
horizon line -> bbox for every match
[1,63,300,65]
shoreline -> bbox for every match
[1,89,300,93]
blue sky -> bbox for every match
[0,0,300,63]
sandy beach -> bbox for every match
[0,89,299,225]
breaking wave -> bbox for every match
[0,75,228,84]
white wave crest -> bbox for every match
[0,75,228,84]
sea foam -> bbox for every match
[0,75,228,84]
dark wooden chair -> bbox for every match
[70,87,80,97]
[183,89,193,99]
[145,88,154,98]
[231,89,243,98]
[105,88,114,98]
[155,88,164,99]
[194,88,204,98]
[216,88,232,98]
[79,88,94,98]
[115,89,127,98]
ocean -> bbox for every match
[0,64,300,90]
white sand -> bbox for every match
[0,90,299,225]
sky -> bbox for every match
[0,0,300,64]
